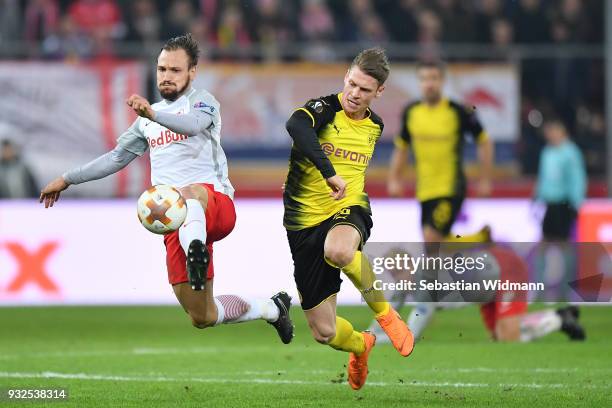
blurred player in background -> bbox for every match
[533,116,587,311]
[388,60,494,242]
[0,139,39,198]
[374,244,585,342]
[284,48,413,391]
[381,60,495,340]
[478,244,584,342]
[535,117,587,241]
[39,34,294,344]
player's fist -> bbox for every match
[127,94,156,120]
[387,177,404,197]
[326,175,346,200]
[39,176,69,208]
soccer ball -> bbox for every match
[137,185,187,234]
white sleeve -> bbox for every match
[154,110,214,136]
[188,90,221,130]
[62,145,137,185]
[117,117,149,156]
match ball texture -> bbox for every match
[137,185,187,235]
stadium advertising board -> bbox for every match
[194,63,519,145]
[3,198,603,306]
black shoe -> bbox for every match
[481,225,493,243]
[186,240,209,291]
[557,307,585,341]
[565,305,580,319]
[269,292,294,344]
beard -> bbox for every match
[158,80,191,102]
[424,90,441,104]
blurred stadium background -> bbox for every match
[0,0,611,406]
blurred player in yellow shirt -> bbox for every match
[382,61,494,340]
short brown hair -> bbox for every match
[162,33,200,68]
[416,60,446,76]
[351,47,390,85]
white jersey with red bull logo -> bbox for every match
[117,87,234,199]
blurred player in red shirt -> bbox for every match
[370,244,585,342]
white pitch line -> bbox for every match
[0,372,608,390]
[0,346,329,360]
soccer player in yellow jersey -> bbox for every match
[382,60,494,341]
[388,61,494,242]
[284,48,414,390]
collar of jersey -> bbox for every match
[337,93,372,123]
[423,97,449,110]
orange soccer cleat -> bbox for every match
[376,307,414,357]
[347,331,376,390]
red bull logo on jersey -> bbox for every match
[321,142,370,165]
[148,130,188,149]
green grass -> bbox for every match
[0,305,610,407]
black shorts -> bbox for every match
[420,196,464,236]
[542,202,577,240]
[286,206,373,310]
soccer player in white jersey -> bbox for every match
[39,34,294,343]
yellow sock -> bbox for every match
[328,316,365,354]
[341,251,390,318]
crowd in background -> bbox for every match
[0,0,607,180]
[0,0,603,56]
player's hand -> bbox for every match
[476,178,492,197]
[127,94,156,120]
[39,176,69,208]
[326,175,346,200]
[387,177,404,197]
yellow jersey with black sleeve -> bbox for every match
[283,93,383,231]
[394,98,489,202]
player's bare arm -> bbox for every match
[477,137,494,197]
[39,146,137,209]
[387,145,408,197]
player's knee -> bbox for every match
[189,310,217,329]
[312,328,336,344]
[180,184,208,206]
[324,244,354,268]
[422,229,437,243]
[309,321,336,344]
[423,227,444,243]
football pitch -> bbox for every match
[0,305,610,407]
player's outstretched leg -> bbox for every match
[557,306,585,341]
[178,185,210,290]
[406,302,436,342]
[305,297,375,390]
[173,281,294,344]
[518,307,584,342]
[268,292,295,344]
[324,226,414,357]
[214,292,295,344]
